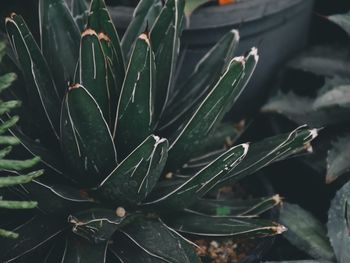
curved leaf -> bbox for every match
[60,84,117,187]
[121,0,162,58]
[5,13,61,139]
[0,170,43,187]
[144,143,248,210]
[326,134,350,183]
[39,0,80,97]
[329,12,350,37]
[114,33,156,156]
[164,211,286,238]
[216,126,319,187]
[280,203,335,261]
[79,29,110,121]
[328,180,350,263]
[0,72,17,93]
[98,135,168,206]
[190,195,283,217]
[150,0,185,119]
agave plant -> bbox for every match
[0,40,43,239]
[0,0,317,261]
[263,11,350,185]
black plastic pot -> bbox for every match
[109,0,314,119]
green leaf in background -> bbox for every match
[98,135,168,206]
[121,0,162,58]
[5,14,61,139]
[184,0,211,18]
[326,135,350,183]
[39,0,80,97]
[329,11,350,37]
[60,84,117,187]
[279,202,335,261]
[121,218,201,263]
[0,73,17,92]
[288,46,350,78]
[165,211,286,238]
[79,29,110,121]
[150,0,185,119]
[328,180,350,263]
[115,33,156,156]
[144,143,248,210]
[313,84,350,110]
[0,170,43,187]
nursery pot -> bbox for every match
[109,0,314,119]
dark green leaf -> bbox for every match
[109,231,166,262]
[144,143,248,210]
[0,216,66,262]
[61,235,108,263]
[121,0,162,58]
[150,0,185,119]
[0,116,19,134]
[79,29,110,121]
[5,14,61,139]
[69,208,127,243]
[121,218,201,263]
[328,180,350,263]
[0,100,21,115]
[88,0,125,84]
[39,0,80,97]
[60,84,117,187]
[167,50,257,169]
[216,126,318,187]
[190,195,283,217]
[21,180,94,214]
[160,29,240,133]
[114,33,156,155]
[164,211,286,238]
[98,135,168,206]
[279,203,335,261]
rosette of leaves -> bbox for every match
[263,11,350,185]
[264,180,350,263]
[0,0,317,261]
[0,41,43,239]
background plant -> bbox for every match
[0,40,43,239]
[0,0,317,261]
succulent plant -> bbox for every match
[0,40,43,239]
[264,179,350,263]
[263,11,350,185]
[0,0,317,261]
